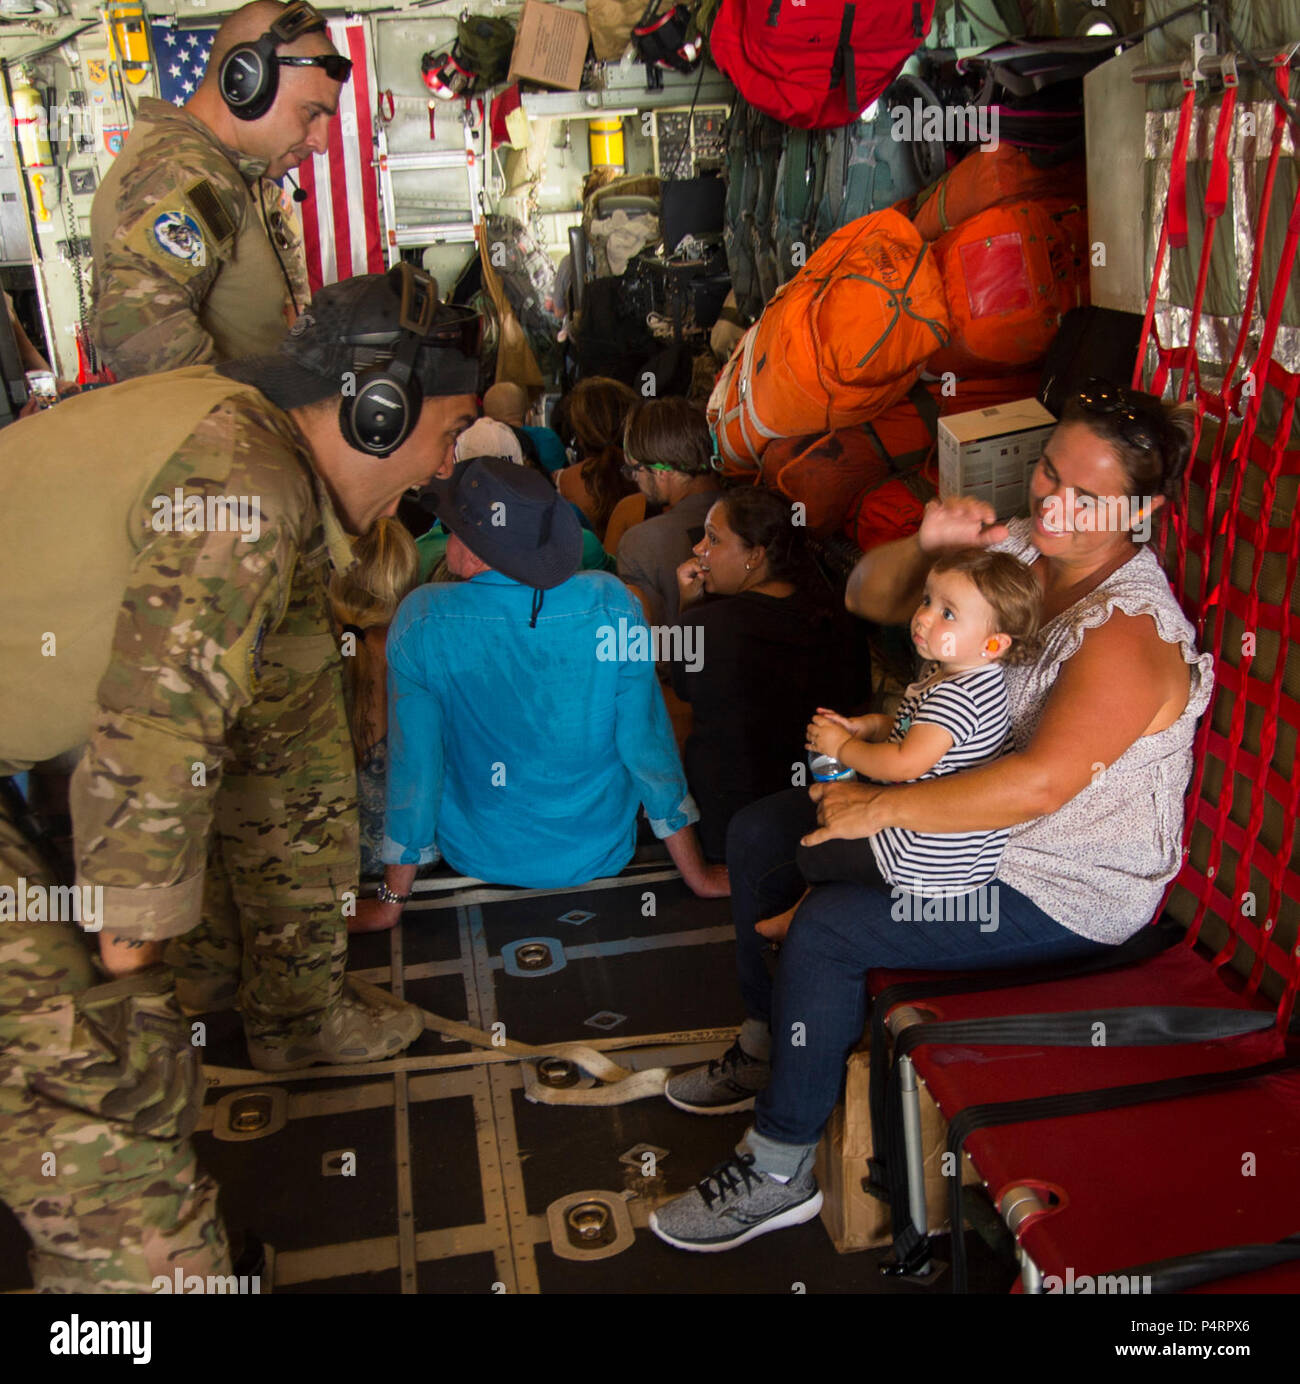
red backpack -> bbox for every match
[708,0,936,129]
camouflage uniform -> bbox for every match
[0,368,358,1288]
[90,98,311,380]
[0,800,229,1292]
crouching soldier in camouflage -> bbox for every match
[0,265,479,1289]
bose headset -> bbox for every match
[340,264,481,460]
[336,263,436,458]
[218,0,349,122]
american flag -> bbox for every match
[296,18,384,292]
[146,17,383,294]
[150,22,217,107]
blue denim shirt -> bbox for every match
[382,569,697,887]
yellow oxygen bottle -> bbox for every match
[11,68,53,168]
[588,118,625,171]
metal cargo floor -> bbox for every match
[0,863,1016,1295]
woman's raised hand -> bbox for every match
[916,497,1009,554]
[676,557,708,608]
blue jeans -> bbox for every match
[725,789,1111,1150]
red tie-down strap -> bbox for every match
[1185,420,1295,963]
[1203,171,1300,621]
[1238,366,1300,1022]
[1164,80,1238,407]
[1133,86,1197,392]
[1180,189,1300,958]
[1167,82,1196,250]
[1182,389,1300,1002]
[1185,65,1293,636]
[1135,88,1198,587]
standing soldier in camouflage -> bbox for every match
[0,265,479,1289]
[90,0,348,379]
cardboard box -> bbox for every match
[816,1047,980,1254]
[507,1,590,92]
[938,397,1056,521]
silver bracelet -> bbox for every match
[376,882,411,905]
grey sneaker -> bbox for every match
[664,1039,770,1115]
[246,979,423,1072]
[649,1152,823,1252]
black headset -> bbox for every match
[218,1,329,122]
[340,263,436,459]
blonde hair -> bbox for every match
[328,518,419,761]
[329,517,419,628]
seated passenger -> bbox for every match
[602,489,657,557]
[670,487,868,863]
[616,398,723,625]
[651,386,1213,1252]
[554,376,639,540]
[483,380,568,475]
[416,418,614,582]
[757,546,1040,939]
[367,457,728,928]
[328,518,422,891]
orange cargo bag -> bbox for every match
[927,199,1088,377]
[912,145,1086,241]
[757,428,893,537]
[843,457,939,553]
[707,209,950,472]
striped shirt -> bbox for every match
[870,662,1012,895]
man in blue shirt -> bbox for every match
[364,457,728,926]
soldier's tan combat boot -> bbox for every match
[244,978,423,1072]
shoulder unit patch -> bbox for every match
[185,177,237,248]
[150,210,208,268]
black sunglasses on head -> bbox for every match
[276,54,353,83]
[1075,378,1164,453]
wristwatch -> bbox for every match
[376,882,411,905]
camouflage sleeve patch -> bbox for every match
[122,199,214,283]
[93,192,225,377]
[185,178,237,248]
[91,157,249,377]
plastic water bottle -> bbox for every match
[809,752,857,783]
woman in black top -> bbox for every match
[672,487,869,861]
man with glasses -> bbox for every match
[615,398,724,626]
[91,1,350,380]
